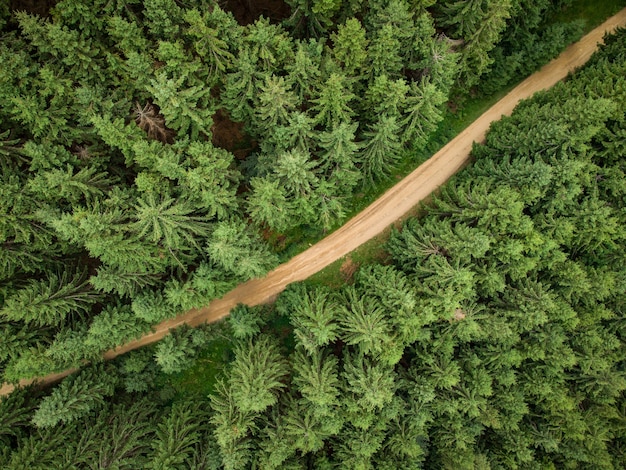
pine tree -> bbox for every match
[401,79,447,149]
[331,18,368,76]
[147,72,214,141]
[281,284,340,353]
[183,8,235,83]
[229,304,266,339]
[154,326,208,374]
[131,193,212,251]
[254,75,299,133]
[292,346,340,413]
[85,305,150,351]
[311,73,355,128]
[149,401,208,470]
[359,114,403,184]
[246,177,292,231]
[286,39,323,101]
[32,365,117,428]
[228,335,289,413]
[210,378,257,448]
[339,287,392,357]
[206,219,278,280]
[0,271,102,327]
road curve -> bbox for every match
[2,8,626,397]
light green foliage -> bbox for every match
[331,18,368,75]
[210,378,256,447]
[132,193,212,251]
[402,80,447,149]
[254,75,299,132]
[155,326,209,374]
[184,8,235,81]
[311,73,355,128]
[274,149,319,196]
[32,365,117,428]
[246,177,292,231]
[368,23,404,78]
[229,304,266,339]
[144,0,183,38]
[292,347,340,411]
[90,266,162,298]
[229,336,289,413]
[149,401,208,470]
[279,283,340,352]
[0,271,101,327]
[85,305,150,351]
[286,40,322,100]
[364,75,409,121]
[359,114,403,184]
[147,73,214,140]
[245,17,294,71]
[44,327,99,367]
[131,290,177,323]
[207,219,279,280]
[338,287,391,357]
[342,352,396,412]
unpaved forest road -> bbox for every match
[2,9,626,397]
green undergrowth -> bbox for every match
[158,336,232,399]
[551,0,626,32]
[160,311,295,400]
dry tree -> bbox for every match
[132,101,175,144]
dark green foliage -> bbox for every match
[202,28,626,468]
[206,220,279,280]
[31,365,117,428]
[2,0,527,382]
[149,401,210,470]
[0,270,101,327]
[0,386,38,447]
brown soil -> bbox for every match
[9,0,57,16]
[3,9,626,397]
[453,308,467,321]
[223,0,291,25]
[339,257,359,283]
[211,108,255,159]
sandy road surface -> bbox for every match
[2,9,625,397]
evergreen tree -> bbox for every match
[359,114,403,184]
[0,271,102,327]
[32,365,117,428]
[206,219,279,280]
[228,335,289,413]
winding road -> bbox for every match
[2,8,626,397]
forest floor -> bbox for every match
[2,7,626,397]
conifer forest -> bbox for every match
[1,0,626,468]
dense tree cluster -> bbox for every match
[0,0,579,384]
[2,23,625,470]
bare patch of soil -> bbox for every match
[222,0,291,25]
[453,308,466,321]
[339,257,359,283]
[211,108,255,159]
[10,0,57,16]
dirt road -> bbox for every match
[2,9,625,397]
